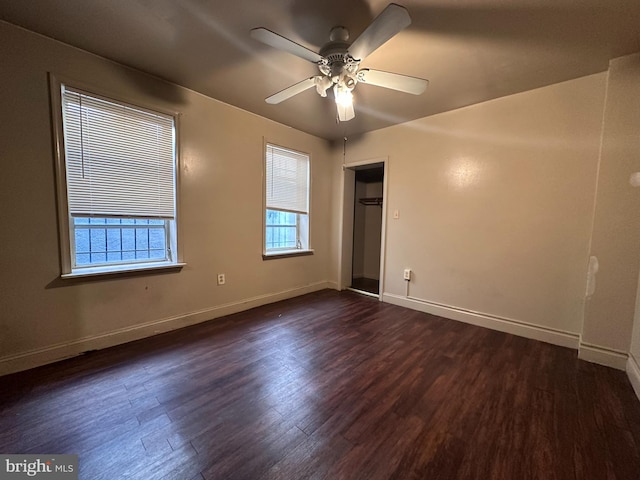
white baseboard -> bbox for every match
[383,293,580,349]
[578,342,628,370]
[627,353,640,402]
[0,281,336,376]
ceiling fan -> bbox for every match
[250,3,428,122]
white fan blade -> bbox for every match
[265,77,316,104]
[357,69,428,95]
[348,3,411,61]
[337,102,355,122]
[251,28,322,63]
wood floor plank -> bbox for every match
[1,290,640,479]
[258,431,353,480]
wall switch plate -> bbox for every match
[403,268,411,281]
[217,273,226,285]
[393,210,400,219]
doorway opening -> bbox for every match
[349,163,384,297]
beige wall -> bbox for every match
[629,270,640,396]
[352,180,367,278]
[589,52,640,391]
[0,22,335,374]
[362,182,383,280]
[583,54,640,364]
[352,181,383,280]
[338,73,607,344]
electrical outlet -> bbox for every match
[403,268,411,281]
[217,273,226,285]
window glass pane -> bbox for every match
[149,229,166,250]
[122,251,136,261]
[90,251,107,264]
[90,228,106,252]
[149,249,165,260]
[107,252,122,262]
[76,253,90,265]
[75,229,89,254]
[107,229,122,252]
[72,217,168,267]
[122,228,135,252]
[136,229,149,250]
[266,209,298,250]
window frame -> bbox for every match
[49,74,184,278]
[262,140,313,259]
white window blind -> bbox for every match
[265,144,309,214]
[62,86,176,218]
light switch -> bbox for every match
[393,210,399,219]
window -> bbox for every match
[264,143,311,256]
[52,80,181,276]
[73,218,168,265]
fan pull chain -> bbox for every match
[343,136,347,169]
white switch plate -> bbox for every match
[393,210,399,219]
[403,268,411,280]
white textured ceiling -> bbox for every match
[1,0,639,140]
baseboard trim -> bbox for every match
[0,281,335,376]
[578,342,628,370]
[383,293,580,349]
[627,353,640,402]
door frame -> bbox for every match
[339,157,389,300]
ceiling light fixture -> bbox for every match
[314,76,333,97]
[334,83,353,108]
[334,82,355,122]
[251,3,428,124]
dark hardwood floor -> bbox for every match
[2,290,640,479]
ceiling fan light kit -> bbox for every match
[250,3,428,122]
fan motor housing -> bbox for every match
[320,42,358,77]
[319,42,350,63]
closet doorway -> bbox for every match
[349,163,384,296]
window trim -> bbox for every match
[60,261,186,279]
[262,139,313,259]
[49,74,184,278]
[262,249,314,261]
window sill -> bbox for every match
[61,261,186,279]
[262,249,314,260]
